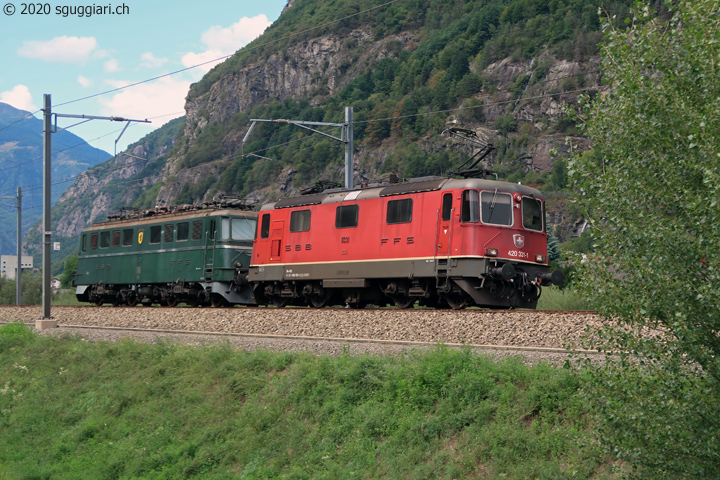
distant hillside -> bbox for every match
[0,102,111,257]
[42,0,635,272]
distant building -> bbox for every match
[1,255,34,280]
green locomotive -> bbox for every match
[75,205,257,307]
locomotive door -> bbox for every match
[435,193,453,257]
[203,219,217,279]
[269,220,284,262]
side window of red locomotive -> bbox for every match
[90,233,98,250]
[387,199,412,224]
[442,193,452,221]
[260,214,270,239]
[336,205,359,228]
[290,210,311,232]
[461,190,479,223]
[522,197,544,231]
[480,191,513,226]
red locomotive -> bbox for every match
[249,176,563,309]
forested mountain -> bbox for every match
[0,102,111,257]
[37,0,636,271]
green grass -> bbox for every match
[536,287,592,311]
[0,323,617,479]
[51,289,82,306]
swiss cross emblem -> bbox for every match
[513,234,525,249]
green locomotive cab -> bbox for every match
[75,207,257,307]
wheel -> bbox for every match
[270,296,288,308]
[444,291,468,310]
[94,299,104,307]
[392,294,414,309]
[165,296,179,307]
[210,294,227,308]
[309,291,330,308]
[126,294,138,307]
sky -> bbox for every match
[0,0,289,154]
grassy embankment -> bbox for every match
[0,323,618,479]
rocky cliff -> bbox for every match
[41,0,623,269]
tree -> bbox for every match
[570,1,720,477]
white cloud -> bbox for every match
[0,85,38,111]
[78,75,91,88]
[182,14,271,72]
[104,59,121,72]
[18,36,99,64]
[98,77,190,127]
[140,52,168,69]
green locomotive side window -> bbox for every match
[150,226,161,244]
[221,218,230,240]
[387,199,412,224]
[522,197,544,232]
[82,234,87,252]
[177,222,189,241]
[260,214,270,239]
[111,230,121,248]
[90,233,98,250]
[192,221,202,240]
[122,229,133,247]
[100,231,110,248]
[290,210,311,232]
[164,224,174,243]
[209,220,216,240]
[481,190,513,226]
[336,205,359,228]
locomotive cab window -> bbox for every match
[260,214,270,239]
[290,210,311,232]
[461,190,479,223]
[336,205,359,228]
[522,197,544,232]
[481,190,513,226]
[442,193,452,221]
[100,231,110,249]
[177,222,189,242]
[122,228,133,247]
[221,218,230,240]
[150,225,161,244]
[387,198,412,224]
[232,217,256,241]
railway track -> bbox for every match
[0,305,605,362]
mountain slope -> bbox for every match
[43,0,634,271]
[0,102,111,257]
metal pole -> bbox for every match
[345,106,354,189]
[39,94,55,327]
[16,186,21,306]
